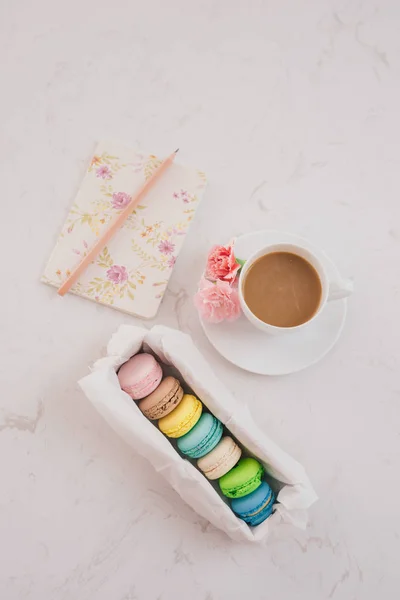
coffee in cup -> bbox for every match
[238,242,353,335]
[243,251,322,328]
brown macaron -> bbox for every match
[138,376,184,420]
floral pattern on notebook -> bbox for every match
[42,141,207,318]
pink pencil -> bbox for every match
[58,149,179,296]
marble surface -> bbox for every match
[1,0,399,598]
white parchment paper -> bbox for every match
[79,325,317,542]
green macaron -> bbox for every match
[219,457,264,499]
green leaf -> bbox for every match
[98,246,113,267]
[236,258,246,267]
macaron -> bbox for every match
[117,353,162,400]
[197,436,242,480]
[139,377,183,420]
[158,394,202,438]
[177,413,223,458]
[231,481,275,526]
[219,457,264,499]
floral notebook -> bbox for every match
[42,141,207,318]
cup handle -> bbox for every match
[328,278,354,301]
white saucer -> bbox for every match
[200,231,347,375]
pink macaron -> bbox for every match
[117,353,163,400]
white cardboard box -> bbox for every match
[79,325,317,543]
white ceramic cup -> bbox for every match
[238,243,353,335]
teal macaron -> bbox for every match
[177,413,223,459]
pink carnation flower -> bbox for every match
[112,191,131,209]
[194,278,241,323]
[205,241,240,283]
[106,265,128,284]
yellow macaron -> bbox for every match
[158,394,202,438]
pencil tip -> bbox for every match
[174,148,179,153]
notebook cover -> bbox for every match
[42,141,207,318]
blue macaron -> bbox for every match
[231,481,275,526]
[177,413,223,458]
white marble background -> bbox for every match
[1,0,399,598]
